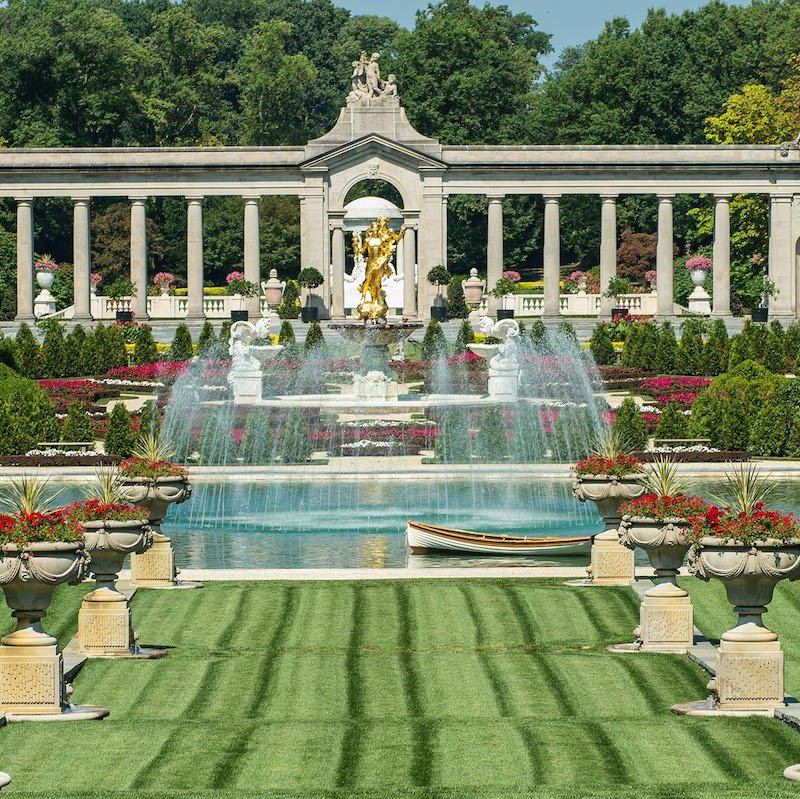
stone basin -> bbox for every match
[468,343,500,359]
[329,321,423,347]
[249,344,284,366]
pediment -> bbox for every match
[301,134,446,173]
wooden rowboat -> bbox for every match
[406,520,592,556]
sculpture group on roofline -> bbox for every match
[347,51,398,107]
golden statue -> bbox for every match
[352,216,404,321]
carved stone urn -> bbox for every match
[572,474,644,585]
[119,476,195,588]
[616,517,694,651]
[0,542,108,720]
[78,519,162,657]
[681,538,800,713]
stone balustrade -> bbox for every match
[87,295,274,320]
[508,292,658,317]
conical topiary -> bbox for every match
[701,318,729,376]
[613,397,647,452]
[474,406,509,462]
[420,319,448,360]
[454,319,475,354]
[41,320,68,378]
[677,318,703,375]
[279,409,313,464]
[654,322,678,375]
[14,322,41,378]
[197,321,216,357]
[589,323,615,366]
[61,402,93,442]
[304,321,328,358]
[653,401,686,441]
[446,276,469,319]
[105,403,136,457]
[278,320,299,359]
[277,280,301,319]
[170,323,194,361]
[138,400,161,440]
[133,325,159,366]
[434,407,471,463]
[239,410,274,464]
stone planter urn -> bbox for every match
[77,519,164,657]
[120,476,197,589]
[677,538,800,713]
[616,516,694,651]
[689,268,708,288]
[572,474,645,585]
[36,271,55,290]
[262,269,285,308]
[0,541,108,720]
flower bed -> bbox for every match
[118,457,187,479]
[633,449,751,463]
[38,379,120,412]
[640,377,711,395]
[619,493,709,520]
[0,454,121,467]
[0,508,82,545]
[574,453,644,477]
[106,361,191,386]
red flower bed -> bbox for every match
[619,493,709,520]
[38,379,119,412]
[574,453,644,477]
[66,499,146,522]
[106,361,191,384]
[0,508,83,546]
[687,503,800,545]
[654,393,700,408]
[641,377,711,394]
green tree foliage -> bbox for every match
[278,280,301,319]
[239,410,274,464]
[434,406,471,463]
[197,321,216,357]
[0,333,16,371]
[474,406,509,462]
[0,364,58,453]
[14,322,41,379]
[105,403,136,457]
[764,324,787,374]
[613,398,647,452]
[653,401,686,441]
[453,319,475,354]
[133,325,159,366]
[446,276,469,319]
[61,402,93,442]
[304,320,327,357]
[786,409,800,458]
[279,408,313,464]
[40,320,68,378]
[677,318,704,376]
[170,324,194,362]
[65,325,86,375]
[420,319,448,360]
[655,321,678,374]
[103,324,129,370]
[138,400,161,440]
[278,319,299,359]
[589,323,615,366]
[702,319,729,376]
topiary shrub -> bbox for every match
[106,324,129,370]
[133,325,159,366]
[786,409,800,458]
[702,318,729,376]
[589,324,615,366]
[170,323,194,362]
[0,334,15,371]
[105,403,136,457]
[528,318,547,351]
[278,279,301,319]
[304,321,327,357]
[763,327,787,375]
[14,322,41,378]
[199,411,236,465]
[511,401,545,462]
[613,397,647,451]
[0,363,57,453]
[454,319,475,354]
[749,395,791,456]
[61,402,93,442]
[279,409,313,464]
[65,325,86,376]
[434,407,471,463]
[79,327,102,376]
[446,276,469,319]
[678,318,703,376]
[239,411,274,464]
[138,400,161,440]
[278,319,299,359]
[474,406,509,462]
[556,321,577,342]
[653,401,687,441]
[40,320,68,378]
[654,322,678,374]
[197,321,216,357]
[420,319,448,360]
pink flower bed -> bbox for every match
[641,377,711,394]
[106,361,191,384]
[655,393,699,408]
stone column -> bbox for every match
[300,188,329,317]
[419,188,444,315]
[656,194,675,318]
[15,198,34,322]
[712,195,731,317]
[243,196,261,317]
[403,226,417,317]
[486,196,504,293]
[441,195,448,267]
[72,197,92,323]
[185,197,205,322]
[599,195,618,316]
[331,225,345,319]
[769,194,794,318]
[129,197,149,321]
[543,195,561,318]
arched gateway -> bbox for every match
[4,57,800,322]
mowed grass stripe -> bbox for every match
[336,585,365,788]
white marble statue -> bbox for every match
[347,51,399,106]
[477,316,521,402]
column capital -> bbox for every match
[71,196,92,204]
[185,195,204,203]
[657,193,676,201]
[486,194,505,203]
[128,195,148,203]
[542,194,561,203]
[242,195,261,203]
[714,194,732,202]
[14,196,33,204]
[771,193,794,202]
[600,194,618,202]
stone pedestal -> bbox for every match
[78,588,134,655]
[130,532,177,588]
[33,289,56,318]
[713,635,784,712]
[488,361,519,402]
[589,529,634,585]
[353,371,399,400]
[229,368,262,404]
[688,286,712,315]
[0,629,64,715]
[638,582,693,652]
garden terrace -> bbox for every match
[4,578,800,798]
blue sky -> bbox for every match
[337,0,749,64]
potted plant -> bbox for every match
[572,430,646,585]
[681,464,800,712]
[117,434,195,589]
[566,270,588,294]
[226,271,259,321]
[427,265,451,321]
[70,469,161,658]
[104,278,137,323]
[684,255,712,289]
[615,459,710,652]
[644,270,657,292]
[90,271,102,296]
[602,276,634,318]
[153,271,175,297]
[298,267,325,323]
[0,476,107,720]
[749,275,777,323]
[34,255,59,291]
[489,272,520,320]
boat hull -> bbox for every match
[405,521,591,556]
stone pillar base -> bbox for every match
[589,529,634,585]
[639,582,693,651]
[228,369,263,405]
[78,588,135,656]
[688,287,711,315]
[131,532,177,588]
[487,363,519,402]
[0,630,63,715]
[714,637,784,712]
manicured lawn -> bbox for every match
[2,578,800,797]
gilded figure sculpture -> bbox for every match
[352,216,404,321]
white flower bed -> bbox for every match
[99,378,166,388]
[648,444,720,454]
[340,440,399,450]
[25,448,103,457]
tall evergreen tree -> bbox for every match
[654,321,678,374]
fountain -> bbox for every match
[468,316,521,402]
[228,318,283,405]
